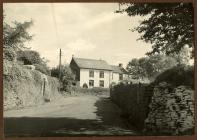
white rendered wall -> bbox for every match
[111,73,120,84]
[80,69,111,88]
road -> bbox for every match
[4,95,138,137]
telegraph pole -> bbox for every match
[59,48,62,83]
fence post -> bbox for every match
[43,78,46,96]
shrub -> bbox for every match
[88,87,109,93]
[3,48,16,61]
[153,65,194,89]
[61,66,75,92]
[72,86,110,95]
[34,64,50,75]
[17,50,42,65]
[51,67,60,78]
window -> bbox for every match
[89,70,94,77]
[89,80,94,87]
[119,74,123,80]
[99,80,104,87]
[99,71,104,78]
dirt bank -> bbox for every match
[3,60,62,110]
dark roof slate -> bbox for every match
[110,65,128,74]
[72,57,112,70]
[71,57,128,74]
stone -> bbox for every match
[144,84,194,135]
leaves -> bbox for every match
[3,20,33,50]
[120,3,194,56]
[17,50,42,65]
[126,54,178,80]
[51,65,75,92]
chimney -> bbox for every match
[72,54,74,58]
[119,63,123,67]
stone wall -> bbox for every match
[110,82,195,135]
[144,82,194,135]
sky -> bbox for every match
[3,3,152,68]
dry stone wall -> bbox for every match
[144,82,194,135]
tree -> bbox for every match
[3,20,33,50]
[51,65,75,92]
[62,66,74,91]
[126,54,177,80]
[17,50,42,65]
[117,3,194,56]
[147,54,177,78]
[170,45,191,65]
[3,14,33,61]
[126,58,148,80]
[51,65,64,78]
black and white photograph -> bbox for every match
[3,2,195,137]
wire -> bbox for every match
[50,3,61,50]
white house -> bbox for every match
[69,56,130,88]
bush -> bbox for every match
[61,66,75,92]
[72,87,110,95]
[153,65,194,89]
[17,50,42,65]
[34,64,50,75]
[3,60,61,110]
[3,48,16,61]
[88,87,109,93]
[51,67,60,78]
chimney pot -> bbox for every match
[119,63,123,67]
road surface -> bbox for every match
[4,95,138,137]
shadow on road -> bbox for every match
[4,117,107,137]
[4,96,137,137]
[94,97,138,134]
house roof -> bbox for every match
[110,65,128,74]
[72,57,112,70]
[71,57,128,74]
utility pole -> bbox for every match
[59,48,62,83]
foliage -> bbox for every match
[16,50,50,75]
[51,65,75,92]
[118,3,194,56]
[110,82,117,87]
[3,48,17,61]
[72,86,109,95]
[110,82,150,129]
[3,15,33,62]
[34,64,51,75]
[51,65,64,78]
[153,65,194,88]
[3,20,33,50]
[126,54,177,80]
[17,50,42,65]
[170,46,191,65]
[126,58,147,79]
[61,66,75,92]
[3,60,60,110]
